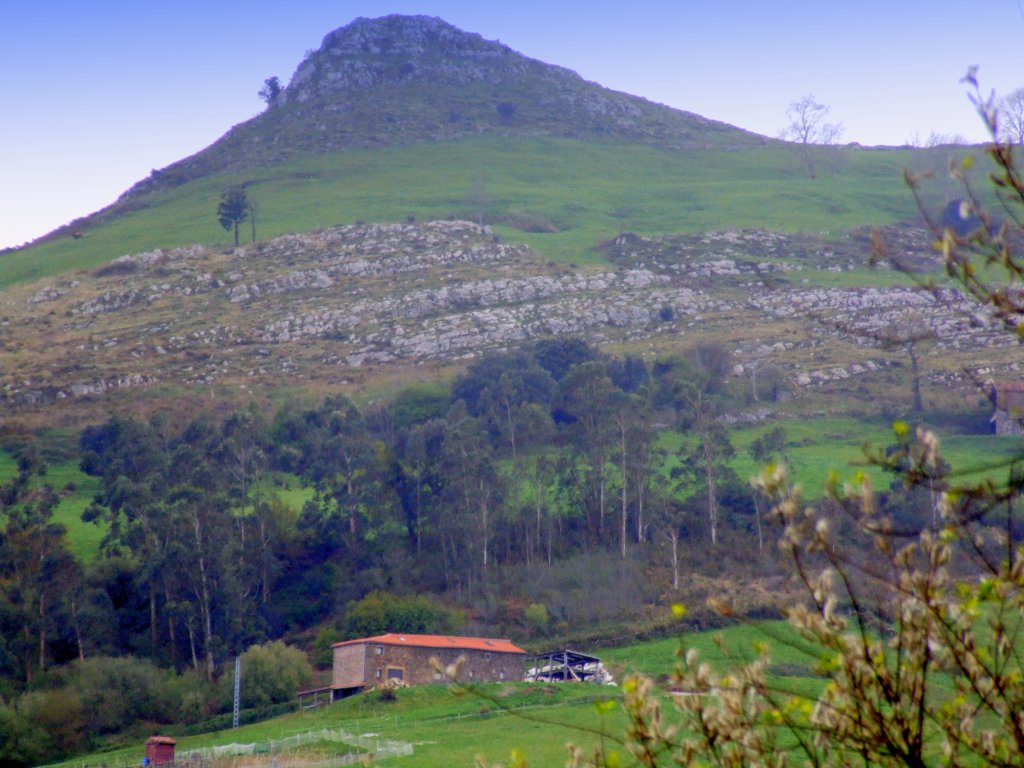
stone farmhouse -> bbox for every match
[304,633,525,702]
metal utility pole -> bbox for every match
[233,655,241,728]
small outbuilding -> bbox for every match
[327,633,526,699]
[145,736,176,767]
[525,649,613,684]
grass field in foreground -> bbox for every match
[51,620,827,768]
[49,604,998,768]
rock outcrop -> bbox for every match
[0,220,1014,412]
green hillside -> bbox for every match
[4,137,931,290]
[2,14,1018,765]
[45,620,810,768]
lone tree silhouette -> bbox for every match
[217,187,250,247]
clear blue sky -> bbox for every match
[2,1,1022,250]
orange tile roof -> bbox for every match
[333,633,525,654]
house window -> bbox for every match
[387,667,404,681]
[499,671,504,680]
[375,669,382,679]
[375,646,384,656]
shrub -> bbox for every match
[496,101,518,121]
[2,690,87,764]
[58,656,173,735]
[525,603,550,635]
[342,590,464,639]
[237,641,313,709]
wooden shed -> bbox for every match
[329,633,525,699]
[145,736,176,766]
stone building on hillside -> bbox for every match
[993,382,1024,435]
[321,633,525,700]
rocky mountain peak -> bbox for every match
[282,14,579,104]
[111,15,767,206]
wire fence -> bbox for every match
[42,727,412,768]
[179,727,413,762]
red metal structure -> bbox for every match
[145,736,176,766]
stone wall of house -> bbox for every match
[333,643,366,688]
[352,643,523,686]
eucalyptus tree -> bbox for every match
[392,419,446,555]
[80,416,174,653]
[441,401,502,587]
[0,486,79,682]
[657,347,735,547]
[556,361,618,544]
[299,396,379,550]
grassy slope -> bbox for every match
[45,461,106,560]
[52,619,856,768]
[0,453,104,560]
[46,621,792,768]
[3,137,926,289]
[601,619,818,679]
[51,683,623,768]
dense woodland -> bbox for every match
[0,335,948,763]
[0,337,792,757]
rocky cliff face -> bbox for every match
[283,15,569,99]
[1,220,1017,416]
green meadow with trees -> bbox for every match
[4,10,1024,767]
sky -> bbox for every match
[2,1,1022,250]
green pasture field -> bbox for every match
[49,605,1008,768]
[598,618,839,708]
[0,451,15,479]
[3,137,939,290]
[48,621,820,768]
[728,417,1024,499]
[0,456,104,560]
[658,416,897,498]
[266,473,316,513]
[49,682,626,768]
[601,618,824,682]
